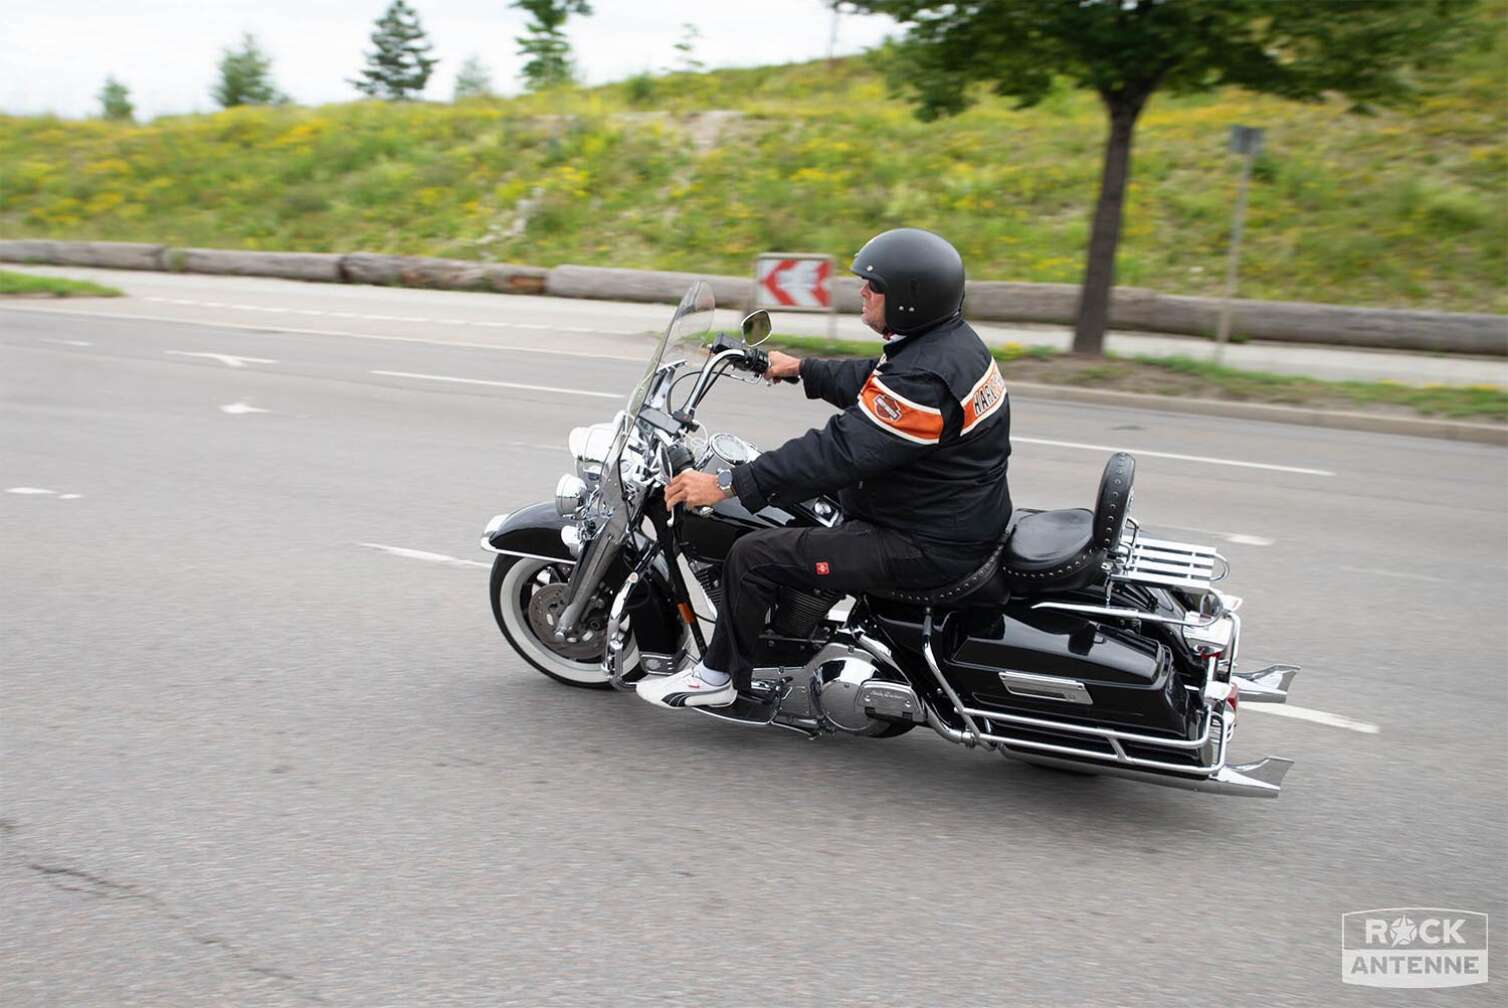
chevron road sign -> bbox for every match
[754,254,833,311]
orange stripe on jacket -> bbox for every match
[858,373,945,445]
[961,361,1008,434]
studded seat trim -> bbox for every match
[867,539,1007,605]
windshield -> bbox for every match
[625,281,715,423]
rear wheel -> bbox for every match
[490,555,636,689]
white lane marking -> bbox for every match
[1145,522,1275,547]
[1015,436,1335,476]
[43,339,93,347]
[165,351,277,368]
[501,440,565,452]
[221,402,269,415]
[1339,565,1449,584]
[0,305,646,362]
[5,487,84,499]
[357,542,491,569]
[1244,704,1380,734]
[372,370,621,399]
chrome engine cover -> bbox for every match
[807,644,921,736]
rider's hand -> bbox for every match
[763,350,801,384]
[665,470,729,509]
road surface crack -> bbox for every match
[25,861,327,1003]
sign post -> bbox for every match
[753,253,837,342]
[1215,125,1264,364]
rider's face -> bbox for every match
[859,279,886,334]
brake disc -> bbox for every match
[526,582,609,661]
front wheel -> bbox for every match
[490,555,636,689]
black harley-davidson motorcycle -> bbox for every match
[482,283,1301,797]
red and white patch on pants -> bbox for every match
[815,561,830,575]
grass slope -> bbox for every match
[1,7,1502,312]
[0,269,121,297]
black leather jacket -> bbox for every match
[730,314,1012,563]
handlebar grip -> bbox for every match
[745,347,800,383]
[665,443,696,475]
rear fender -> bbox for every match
[481,501,683,654]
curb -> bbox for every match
[1006,381,1507,446]
[2,239,1503,357]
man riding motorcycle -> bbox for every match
[638,228,1014,709]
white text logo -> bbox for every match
[1341,908,1488,988]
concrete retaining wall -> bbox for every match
[341,253,546,295]
[169,248,344,283]
[545,264,750,312]
[2,240,1503,356]
[1,240,166,272]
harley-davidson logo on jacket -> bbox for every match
[859,376,945,444]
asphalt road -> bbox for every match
[2,277,1505,1007]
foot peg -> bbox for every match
[1231,664,1299,703]
[693,672,791,727]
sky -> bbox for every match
[3,1,902,120]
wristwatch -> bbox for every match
[716,468,734,494]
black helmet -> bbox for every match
[850,227,965,335]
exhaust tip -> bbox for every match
[1211,756,1294,798]
[1232,663,1300,703]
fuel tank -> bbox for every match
[677,445,839,564]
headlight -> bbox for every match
[555,474,586,517]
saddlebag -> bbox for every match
[947,603,1197,739]
[877,603,1197,740]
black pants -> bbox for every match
[702,520,980,690]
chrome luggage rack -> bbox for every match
[1107,518,1229,598]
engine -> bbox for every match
[805,645,924,736]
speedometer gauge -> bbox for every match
[710,432,760,466]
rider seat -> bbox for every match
[1000,451,1134,595]
[864,452,1135,608]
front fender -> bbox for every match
[481,501,573,563]
[480,501,684,654]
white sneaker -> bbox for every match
[636,664,736,709]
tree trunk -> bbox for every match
[1074,95,1145,356]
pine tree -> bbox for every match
[671,23,703,73]
[213,33,287,108]
[350,0,438,101]
[453,54,495,100]
[98,76,134,121]
[511,0,592,92]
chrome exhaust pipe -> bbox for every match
[1209,756,1294,796]
[1004,752,1294,799]
[1232,663,1300,703]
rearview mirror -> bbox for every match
[740,310,772,347]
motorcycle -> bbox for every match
[481,283,1301,798]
